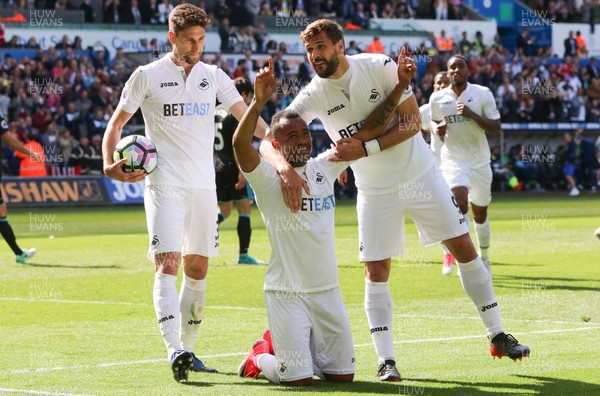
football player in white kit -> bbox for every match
[429,55,501,275]
[286,20,530,381]
[102,4,293,383]
[420,71,459,274]
[234,56,414,386]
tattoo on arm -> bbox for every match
[372,98,398,127]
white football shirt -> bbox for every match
[429,83,500,165]
[419,102,443,162]
[243,152,350,292]
[289,53,434,195]
[119,54,242,188]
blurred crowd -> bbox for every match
[0,0,598,193]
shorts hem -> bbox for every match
[422,230,469,247]
[322,370,356,376]
[279,373,314,383]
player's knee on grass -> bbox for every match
[281,377,313,386]
[323,373,354,382]
[364,259,391,282]
[443,233,477,263]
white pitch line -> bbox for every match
[1,326,598,377]
[391,313,600,327]
[0,388,93,396]
[0,297,260,310]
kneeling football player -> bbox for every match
[233,56,414,385]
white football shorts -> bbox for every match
[440,159,492,207]
[357,166,469,261]
[144,184,219,261]
[265,287,355,382]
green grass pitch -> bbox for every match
[1,194,599,395]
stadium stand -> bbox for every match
[0,0,598,194]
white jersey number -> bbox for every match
[214,122,224,151]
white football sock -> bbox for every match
[364,280,395,363]
[179,275,206,353]
[457,256,503,338]
[153,272,181,358]
[256,353,280,384]
[474,218,490,261]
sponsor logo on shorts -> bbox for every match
[481,302,498,312]
[360,242,364,252]
[188,319,202,325]
[370,326,389,334]
[152,235,160,247]
[279,363,287,373]
[158,315,174,324]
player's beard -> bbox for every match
[180,53,200,65]
[312,54,340,79]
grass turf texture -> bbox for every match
[0,194,599,395]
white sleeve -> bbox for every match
[288,87,319,126]
[119,67,147,114]
[314,149,354,182]
[242,157,280,194]
[380,56,413,104]
[429,93,442,122]
[216,68,243,112]
[482,89,501,121]
[420,105,431,132]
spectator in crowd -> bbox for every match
[365,35,384,54]
[346,40,362,56]
[435,0,448,19]
[219,17,234,52]
[213,0,230,22]
[158,0,174,24]
[103,0,121,23]
[575,31,587,57]
[16,134,46,177]
[79,0,96,23]
[516,30,536,57]
[352,3,369,29]
[563,132,580,196]
[564,30,578,58]
[436,29,453,56]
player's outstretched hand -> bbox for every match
[330,137,366,161]
[104,157,146,183]
[397,47,416,88]
[254,57,276,104]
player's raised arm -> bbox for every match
[233,58,277,173]
[102,106,146,182]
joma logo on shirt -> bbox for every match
[327,104,345,115]
[160,81,179,87]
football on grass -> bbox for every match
[595,227,600,239]
[113,135,158,174]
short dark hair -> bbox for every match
[448,54,469,67]
[271,110,303,140]
[233,77,252,96]
[169,4,211,36]
[300,19,344,47]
